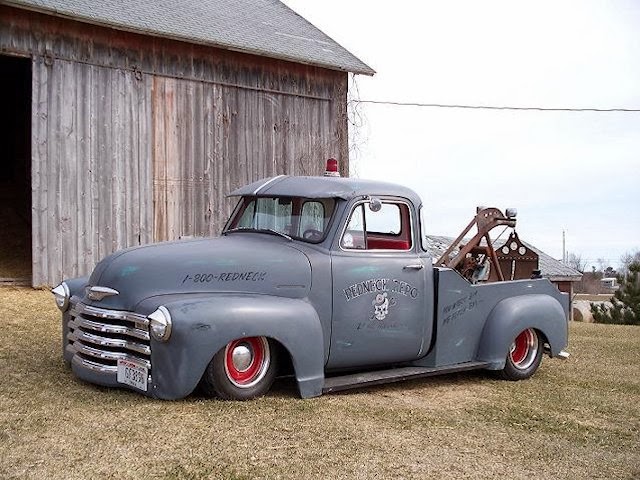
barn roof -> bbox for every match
[520,241,583,280]
[6,0,375,75]
[424,235,582,281]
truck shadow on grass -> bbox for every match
[187,369,496,401]
[255,369,494,400]
[326,370,494,397]
[90,369,497,402]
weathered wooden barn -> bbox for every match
[0,0,374,287]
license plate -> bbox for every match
[117,359,148,392]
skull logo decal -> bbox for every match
[372,293,390,321]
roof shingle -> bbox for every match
[6,0,375,75]
[424,235,582,281]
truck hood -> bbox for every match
[85,235,312,311]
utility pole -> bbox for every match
[562,230,566,265]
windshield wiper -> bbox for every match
[224,227,292,241]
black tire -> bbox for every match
[200,336,277,400]
[499,328,543,381]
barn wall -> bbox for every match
[150,76,337,241]
[0,6,348,286]
[30,57,154,285]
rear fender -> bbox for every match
[139,294,324,399]
[477,294,568,369]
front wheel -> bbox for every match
[498,328,543,381]
[200,336,277,400]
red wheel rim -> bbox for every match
[224,337,270,388]
[509,328,539,370]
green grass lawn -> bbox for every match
[1,287,638,479]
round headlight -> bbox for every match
[148,306,172,342]
[52,282,70,312]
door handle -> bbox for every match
[403,264,424,270]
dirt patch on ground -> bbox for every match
[1,288,639,479]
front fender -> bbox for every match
[138,294,325,400]
[477,294,568,369]
[64,276,90,298]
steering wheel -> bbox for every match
[302,229,323,241]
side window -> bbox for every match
[341,201,412,251]
[366,203,401,234]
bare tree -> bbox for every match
[620,249,640,278]
[347,73,367,178]
[567,252,588,273]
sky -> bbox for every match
[282,0,640,269]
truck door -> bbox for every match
[328,198,432,369]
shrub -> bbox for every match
[590,262,640,325]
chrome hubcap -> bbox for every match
[224,337,271,388]
[231,345,252,372]
[509,328,539,370]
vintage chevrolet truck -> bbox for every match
[52,162,569,400]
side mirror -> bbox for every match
[368,197,382,212]
[505,208,517,219]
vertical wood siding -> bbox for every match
[151,78,339,241]
[2,6,349,286]
[31,57,151,285]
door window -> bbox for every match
[341,200,412,251]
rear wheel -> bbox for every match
[200,336,276,400]
[499,328,543,380]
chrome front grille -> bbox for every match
[67,303,151,373]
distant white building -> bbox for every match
[600,277,619,290]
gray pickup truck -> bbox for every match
[53,169,569,400]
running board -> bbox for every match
[322,361,491,394]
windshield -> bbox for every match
[225,196,337,243]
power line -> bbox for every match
[353,99,640,112]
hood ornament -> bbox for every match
[86,286,119,301]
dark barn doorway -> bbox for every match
[0,55,32,284]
